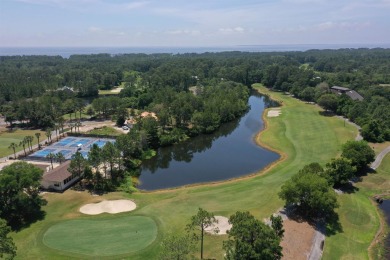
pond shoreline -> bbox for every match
[139,87,286,193]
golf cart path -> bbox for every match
[371,145,390,170]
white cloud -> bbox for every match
[13,0,150,12]
[166,29,201,36]
[218,27,245,34]
[88,26,103,33]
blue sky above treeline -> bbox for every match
[0,0,389,47]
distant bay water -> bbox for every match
[1,44,389,58]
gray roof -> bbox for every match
[331,86,350,91]
[346,90,364,101]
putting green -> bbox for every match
[43,215,157,256]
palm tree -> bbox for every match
[67,123,73,133]
[30,135,34,151]
[75,121,81,133]
[57,117,65,137]
[35,132,41,149]
[56,152,65,164]
[24,136,32,152]
[45,129,51,143]
[26,136,34,151]
[8,142,18,159]
[54,124,60,141]
[46,153,55,169]
[19,139,27,157]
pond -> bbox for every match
[379,200,390,258]
[138,93,280,190]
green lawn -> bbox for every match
[323,153,390,260]
[86,126,123,136]
[98,87,123,95]
[0,129,45,158]
[11,84,359,259]
[43,216,157,257]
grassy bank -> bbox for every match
[11,84,357,259]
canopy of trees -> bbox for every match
[1,49,389,141]
[0,218,16,260]
[223,211,283,260]
[279,171,339,220]
[341,140,375,171]
[0,162,46,230]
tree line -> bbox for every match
[1,49,389,141]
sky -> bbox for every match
[0,0,389,47]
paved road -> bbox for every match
[308,224,325,260]
[371,146,390,170]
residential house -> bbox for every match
[331,86,364,101]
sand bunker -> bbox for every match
[205,216,232,235]
[79,200,136,215]
[267,108,282,117]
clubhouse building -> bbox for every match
[331,86,364,101]
[41,161,82,191]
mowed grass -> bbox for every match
[0,128,45,158]
[86,126,123,136]
[43,216,157,256]
[323,153,390,259]
[323,192,379,259]
[11,84,358,259]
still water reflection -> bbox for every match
[379,200,390,258]
[138,93,280,190]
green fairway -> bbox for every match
[43,216,157,256]
[323,152,390,260]
[323,192,379,259]
[0,128,45,158]
[11,85,359,259]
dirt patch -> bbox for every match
[204,216,232,235]
[79,200,136,215]
[281,219,316,260]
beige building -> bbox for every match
[41,161,81,191]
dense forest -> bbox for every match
[1,48,389,141]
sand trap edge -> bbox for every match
[79,200,137,215]
[205,216,232,235]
